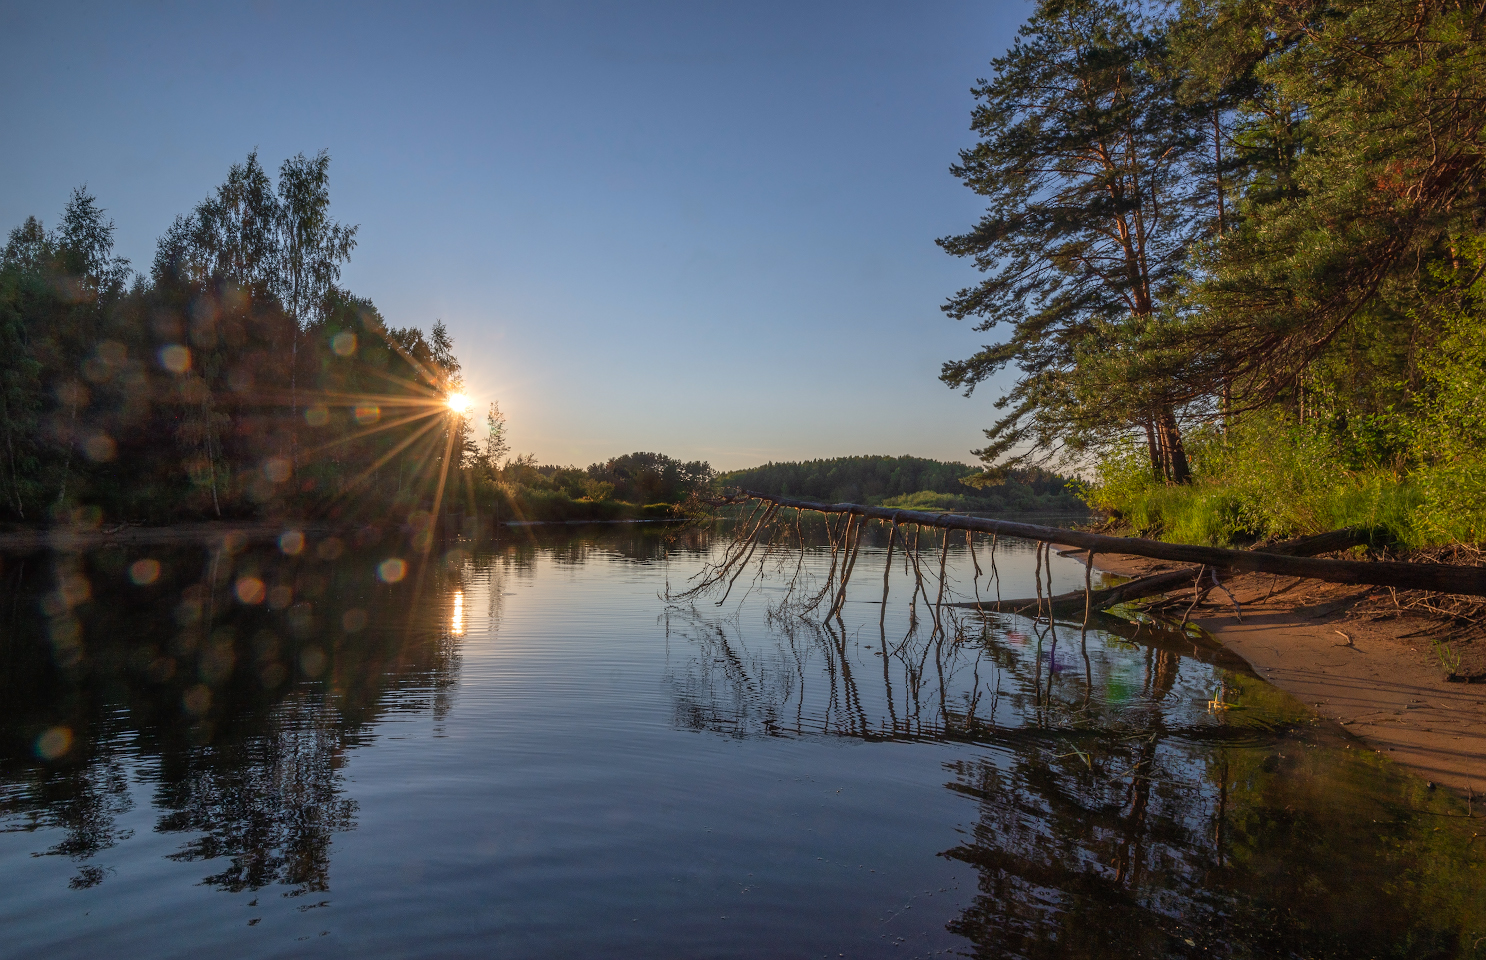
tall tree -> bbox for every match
[939,0,1209,481]
[277,152,357,465]
[154,152,281,293]
[43,189,131,512]
[276,151,357,329]
[0,219,47,517]
[1173,0,1486,412]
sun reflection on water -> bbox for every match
[450,590,464,637]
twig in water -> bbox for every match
[1034,541,1045,623]
[907,527,936,624]
[969,532,987,615]
[716,503,779,605]
[932,526,950,637]
[1083,551,1096,629]
[880,519,898,627]
[828,514,866,618]
[989,532,1001,604]
[1043,540,1056,615]
[1081,551,1096,700]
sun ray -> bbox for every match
[299,406,446,460]
[305,389,449,406]
[398,424,461,634]
[329,415,446,500]
[368,328,444,391]
[242,391,449,410]
[424,426,458,558]
[399,426,456,506]
[348,361,444,398]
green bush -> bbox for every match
[1405,296,1486,545]
[1084,417,1428,546]
[1086,241,1486,549]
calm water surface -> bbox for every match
[2,524,1483,959]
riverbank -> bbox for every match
[1065,548,1486,798]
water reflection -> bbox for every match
[0,525,1481,958]
[942,712,1483,958]
[155,695,357,896]
[662,536,1486,958]
[0,531,466,894]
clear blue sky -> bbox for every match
[0,1,1032,471]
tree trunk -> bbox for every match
[731,491,1486,596]
[949,527,1380,614]
[1143,420,1163,480]
[1158,408,1191,484]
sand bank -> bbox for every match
[1065,549,1486,798]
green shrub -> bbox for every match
[1084,416,1428,546]
[1405,295,1486,546]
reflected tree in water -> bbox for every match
[1,747,134,889]
[154,695,357,895]
[0,536,470,894]
[663,535,1486,958]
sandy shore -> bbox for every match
[1064,548,1486,798]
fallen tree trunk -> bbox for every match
[948,567,1204,616]
[734,492,1486,597]
[949,528,1380,614]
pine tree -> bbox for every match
[939,0,1209,481]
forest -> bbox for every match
[0,153,711,531]
[7,0,1482,550]
[941,0,1486,549]
[718,455,1086,514]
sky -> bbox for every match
[0,1,1034,471]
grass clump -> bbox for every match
[1083,416,1444,547]
[1086,292,1486,550]
[877,487,1085,514]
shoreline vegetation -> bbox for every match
[930,0,1486,557]
[0,154,730,535]
[913,0,1486,761]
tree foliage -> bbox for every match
[940,0,1211,481]
[948,0,1486,544]
[0,155,477,527]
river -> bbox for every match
[1,523,1481,958]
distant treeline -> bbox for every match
[492,452,713,522]
[717,456,1085,514]
[508,452,713,505]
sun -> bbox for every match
[445,393,471,414]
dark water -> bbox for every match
[1,525,1482,959]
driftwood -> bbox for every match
[948,566,1207,616]
[731,492,1486,597]
[961,527,1384,616]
